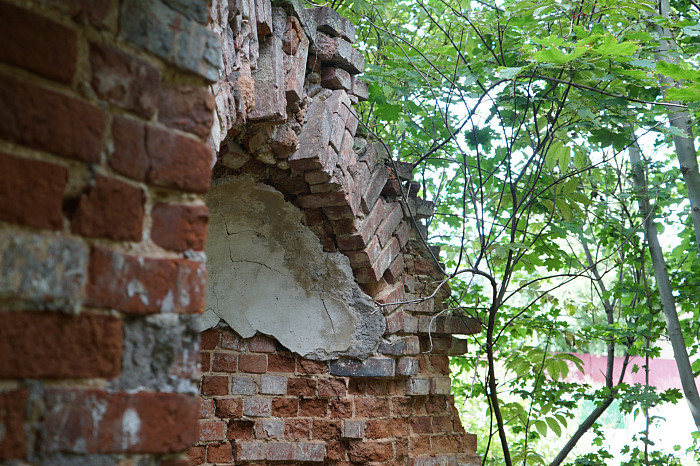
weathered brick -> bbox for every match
[322,66,352,90]
[0,3,77,83]
[377,203,404,248]
[119,0,220,82]
[0,388,27,460]
[255,419,284,439]
[90,42,159,118]
[347,440,394,463]
[226,420,254,440]
[260,375,287,395]
[329,357,394,378]
[351,76,369,101]
[409,455,458,466]
[296,442,326,462]
[379,336,420,356]
[207,442,232,464]
[199,420,227,442]
[285,17,309,103]
[0,75,103,163]
[111,118,212,193]
[289,101,333,172]
[300,398,328,417]
[406,378,430,396]
[366,418,409,439]
[312,419,341,440]
[201,376,228,396]
[151,203,209,252]
[342,419,365,439]
[318,379,347,397]
[385,311,418,335]
[448,337,469,356]
[0,312,121,379]
[285,418,311,439]
[85,246,206,314]
[272,397,299,417]
[396,357,419,377]
[235,441,265,461]
[267,441,295,461]
[70,174,145,241]
[201,329,220,350]
[239,354,267,373]
[158,84,215,136]
[211,352,237,372]
[298,359,328,374]
[187,445,206,465]
[361,166,390,214]
[248,333,277,353]
[0,153,67,230]
[243,398,272,417]
[268,353,295,372]
[199,399,215,419]
[42,389,198,453]
[230,376,257,395]
[221,331,246,350]
[385,253,406,283]
[431,377,453,395]
[215,398,242,418]
[251,35,287,122]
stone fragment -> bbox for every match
[250,35,286,122]
[351,76,369,101]
[288,101,333,172]
[322,66,352,90]
[0,231,87,312]
[285,17,310,103]
[256,0,273,36]
[405,197,435,219]
[311,6,344,38]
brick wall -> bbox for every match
[0,0,217,463]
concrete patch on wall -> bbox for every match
[202,175,384,360]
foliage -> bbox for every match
[327,0,700,463]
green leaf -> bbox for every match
[666,86,700,102]
[657,61,700,82]
[498,66,523,79]
[593,35,638,57]
[545,417,562,436]
[532,46,588,65]
[534,420,548,437]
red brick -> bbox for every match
[238,354,267,373]
[226,420,254,440]
[272,397,298,417]
[355,397,390,418]
[207,442,232,464]
[347,440,394,462]
[0,3,77,83]
[146,125,211,193]
[366,418,409,438]
[159,84,215,137]
[85,246,206,314]
[199,420,227,442]
[160,455,191,466]
[0,153,67,230]
[201,330,220,350]
[267,353,295,372]
[201,376,228,396]
[298,359,328,374]
[42,389,198,453]
[90,42,159,118]
[111,118,211,192]
[212,352,238,372]
[411,435,432,455]
[267,442,295,461]
[215,398,242,418]
[391,396,413,416]
[0,312,121,379]
[200,351,211,372]
[0,388,27,460]
[151,203,209,252]
[384,253,405,284]
[187,445,206,465]
[248,334,277,353]
[312,419,340,440]
[329,398,353,418]
[70,174,145,241]
[326,440,347,461]
[0,75,103,162]
[410,416,431,434]
[288,378,317,396]
[318,379,346,397]
[285,418,310,439]
[299,398,328,417]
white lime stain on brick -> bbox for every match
[122,408,141,449]
[127,279,149,306]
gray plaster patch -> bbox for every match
[203,176,383,360]
[0,231,87,313]
[110,314,200,394]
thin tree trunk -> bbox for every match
[629,140,700,430]
[655,0,700,251]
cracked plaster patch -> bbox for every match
[202,175,384,360]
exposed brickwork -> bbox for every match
[0,0,212,463]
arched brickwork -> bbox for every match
[0,0,481,464]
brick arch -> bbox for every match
[193,1,482,464]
